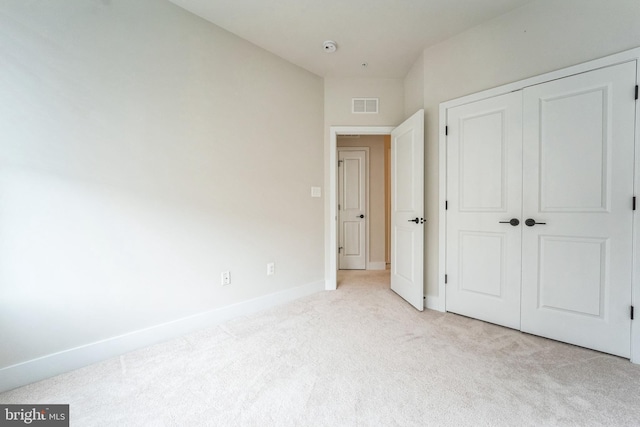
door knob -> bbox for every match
[499,218,520,226]
[408,217,425,224]
[358,214,365,218]
[525,218,546,227]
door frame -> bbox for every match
[337,146,370,270]
[326,126,394,291]
[439,46,640,363]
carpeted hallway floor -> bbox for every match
[2,270,639,426]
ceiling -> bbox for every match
[169,0,536,79]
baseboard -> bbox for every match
[367,262,386,270]
[0,280,325,393]
[424,295,443,312]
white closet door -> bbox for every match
[521,61,636,357]
[446,92,523,329]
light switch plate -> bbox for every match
[311,186,321,198]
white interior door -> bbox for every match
[338,149,367,270]
[445,92,523,329]
[521,61,636,357]
[391,109,424,311]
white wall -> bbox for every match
[338,136,386,267]
[0,0,324,373]
[403,52,425,117]
[417,0,640,299]
[324,78,404,127]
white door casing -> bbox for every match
[439,48,640,363]
[327,126,394,291]
[520,61,636,358]
[445,92,523,329]
[444,61,636,358]
[391,109,425,311]
[338,148,367,270]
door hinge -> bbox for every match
[338,160,343,167]
[633,196,636,211]
[635,85,638,100]
[631,305,635,320]
[445,126,449,136]
[338,204,341,210]
[445,200,448,210]
[445,274,448,284]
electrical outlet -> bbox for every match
[221,271,230,286]
[267,262,275,276]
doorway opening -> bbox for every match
[327,110,425,311]
[337,136,391,272]
[326,126,394,291]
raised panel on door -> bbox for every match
[537,236,607,316]
[446,92,523,329]
[342,221,363,257]
[338,149,366,270]
[521,61,636,357]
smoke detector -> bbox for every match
[323,40,337,53]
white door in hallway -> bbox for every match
[338,149,367,270]
[445,91,523,329]
[520,62,635,358]
[390,109,424,311]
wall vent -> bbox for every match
[352,98,379,114]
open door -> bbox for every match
[390,109,424,310]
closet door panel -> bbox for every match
[446,92,523,329]
[521,61,636,358]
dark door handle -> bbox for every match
[358,214,365,218]
[525,218,546,227]
[499,218,520,226]
[408,218,425,224]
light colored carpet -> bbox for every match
[2,270,640,426]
